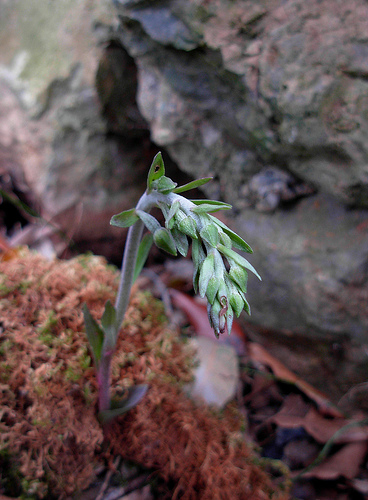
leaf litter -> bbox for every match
[161,270,368,500]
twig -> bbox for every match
[102,472,151,500]
[96,456,121,500]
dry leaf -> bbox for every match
[304,441,368,480]
[248,342,344,418]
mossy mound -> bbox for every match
[0,248,288,499]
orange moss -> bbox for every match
[0,248,288,498]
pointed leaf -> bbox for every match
[171,228,189,257]
[218,244,261,280]
[191,200,232,213]
[98,385,149,424]
[147,152,165,193]
[209,215,253,253]
[173,177,213,194]
[154,228,177,256]
[198,253,215,297]
[101,300,117,352]
[83,304,104,366]
[133,233,153,283]
[110,208,139,228]
[136,210,161,234]
[200,223,220,247]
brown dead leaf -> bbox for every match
[248,342,344,418]
[304,441,368,480]
[272,405,368,445]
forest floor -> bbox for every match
[0,246,367,500]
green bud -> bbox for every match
[192,238,206,293]
[219,231,232,249]
[177,215,198,239]
[171,228,189,257]
[166,199,181,230]
[226,303,234,335]
[153,228,177,256]
[225,275,244,317]
[205,275,220,305]
[153,175,177,194]
[198,253,215,298]
[200,223,220,247]
[207,299,221,338]
[228,263,248,293]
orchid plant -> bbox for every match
[83,152,261,422]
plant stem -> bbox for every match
[114,192,156,332]
[97,354,113,412]
[114,218,145,330]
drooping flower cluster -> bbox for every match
[111,152,261,338]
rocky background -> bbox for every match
[1,0,368,386]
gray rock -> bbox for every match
[112,0,368,347]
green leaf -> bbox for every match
[147,152,165,193]
[199,253,215,297]
[136,210,161,234]
[209,215,253,253]
[98,385,149,424]
[229,264,248,293]
[110,208,139,228]
[154,176,177,194]
[200,224,220,247]
[171,228,189,257]
[101,300,117,352]
[133,233,153,283]
[83,304,104,366]
[191,200,232,213]
[173,177,213,194]
[191,204,231,214]
[217,244,261,280]
[154,228,177,256]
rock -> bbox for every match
[112,0,368,347]
[0,0,153,262]
[1,0,368,358]
[186,336,239,408]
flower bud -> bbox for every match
[153,228,177,256]
[198,253,215,298]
